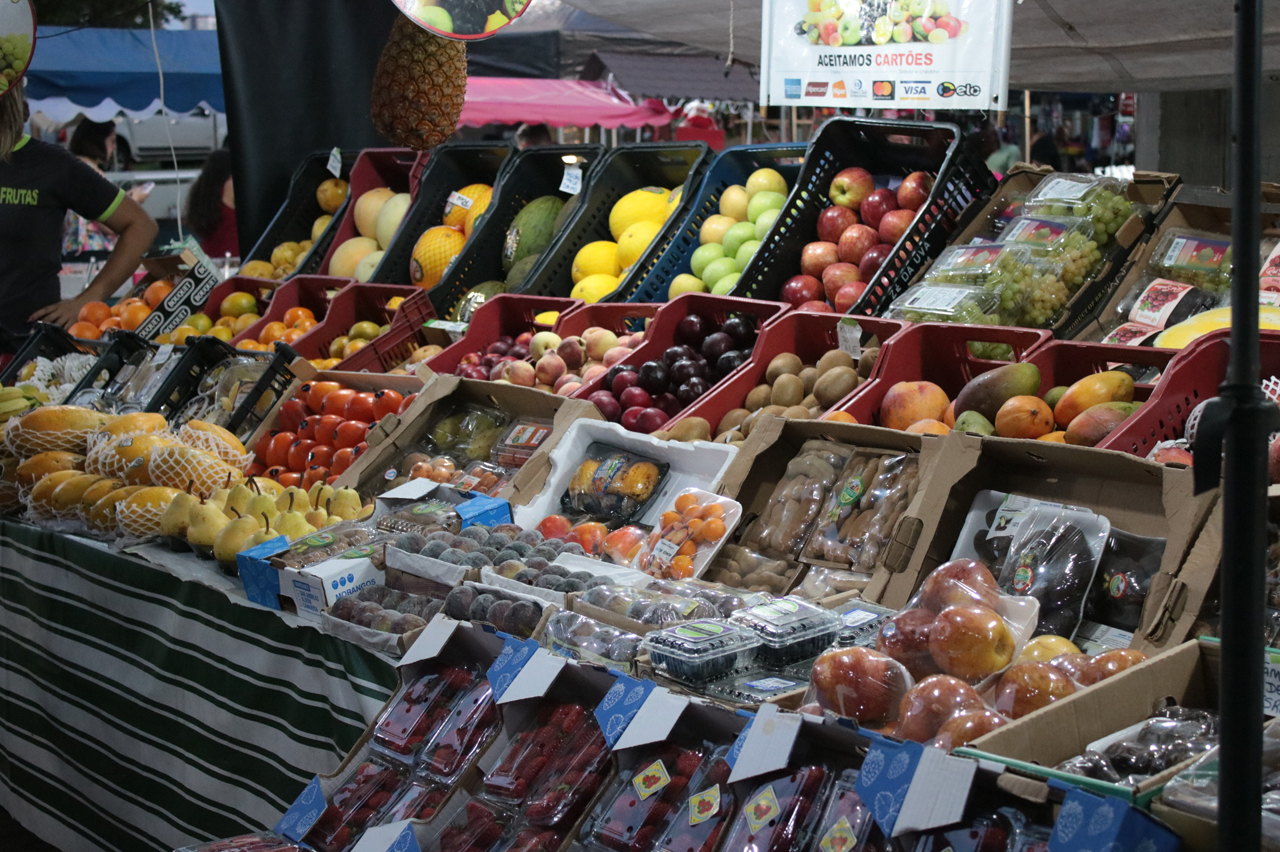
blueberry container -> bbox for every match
[728,597,842,668]
[642,619,762,686]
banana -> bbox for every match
[0,397,34,418]
[0,387,26,403]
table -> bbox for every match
[0,520,400,852]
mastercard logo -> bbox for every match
[872,81,895,99]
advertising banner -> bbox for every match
[760,0,1013,111]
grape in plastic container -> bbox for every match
[883,281,1001,325]
[999,214,1103,291]
[482,700,594,804]
[642,619,762,686]
[304,758,408,852]
[729,597,842,668]
[419,675,500,783]
[924,243,1063,328]
[1022,173,1133,246]
[174,835,305,852]
[718,765,830,852]
[1145,229,1233,296]
[651,751,736,852]
[372,662,481,759]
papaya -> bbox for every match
[953,363,1041,423]
[1064,401,1142,447]
[1054,371,1135,429]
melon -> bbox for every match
[448,280,509,322]
[330,237,380,279]
[355,250,386,283]
[90,432,182,483]
[147,445,243,497]
[503,196,565,272]
[505,255,540,289]
[375,192,412,250]
[353,187,396,240]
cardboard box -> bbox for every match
[958,638,1220,806]
[131,244,223,339]
[864,431,1216,653]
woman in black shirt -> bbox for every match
[0,81,157,332]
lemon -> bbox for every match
[665,186,683,220]
[184,312,213,334]
[570,273,620,304]
[617,220,663,269]
[571,241,620,284]
[609,187,668,239]
[534,311,560,325]
[387,296,405,310]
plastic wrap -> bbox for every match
[450,460,514,496]
[729,597,842,668]
[718,765,829,852]
[441,584,547,638]
[651,752,735,852]
[175,835,305,852]
[740,441,857,560]
[703,544,796,596]
[377,499,462,537]
[544,610,643,673]
[274,524,384,570]
[794,567,868,601]
[305,759,407,852]
[993,661,1077,720]
[893,674,990,743]
[562,443,667,522]
[492,417,555,468]
[643,620,762,686]
[1058,706,1218,787]
[426,403,511,462]
[1110,276,1221,332]
[807,646,914,724]
[1162,722,1280,848]
[632,489,740,580]
[578,741,713,852]
[802,451,919,575]
[997,505,1109,639]
[578,584,718,627]
[1086,528,1167,632]
[483,701,595,805]
[808,769,884,852]
[420,675,499,783]
[371,662,480,760]
[643,578,769,618]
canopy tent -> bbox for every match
[24,26,224,120]
[559,0,1280,92]
[459,78,671,128]
[582,51,760,102]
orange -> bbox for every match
[293,317,317,332]
[698,518,727,543]
[208,326,234,342]
[684,518,704,540]
[283,307,314,327]
[143,280,173,309]
[233,314,260,334]
[409,226,466,289]
[171,326,200,345]
[281,328,305,344]
[259,321,288,344]
[237,340,267,351]
[98,317,122,331]
[78,301,111,326]
[701,504,725,520]
[660,510,682,529]
[120,303,151,331]
[674,493,699,513]
[112,297,144,318]
[682,504,703,521]
[68,321,101,340]
[821,411,857,423]
[676,540,697,558]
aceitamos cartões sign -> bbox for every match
[759,0,1013,110]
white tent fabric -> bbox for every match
[558,0,1280,92]
[26,96,224,123]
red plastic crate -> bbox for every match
[315,148,419,277]
[286,282,417,362]
[1022,340,1176,400]
[834,323,1053,425]
[200,276,272,322]
[424,293,582,376]
[334,287,440,373]
[1103,329,1280,456]
[569,293,791,414]
[553,302,660,339]
[677,311,909,434]
[229,276,349,345]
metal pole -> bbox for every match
[1219,0,1266,846]
[1023,91,1032,161]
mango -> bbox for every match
[1064,402,1142,447]
[1054,372,1135,429]
[880,381,949,431]
[953,363,1041,423]
[1038,431,1068,443]
[1043,386,1068,411]
[953,410,995,435]
[943,400,956,427]
[994,395,1054,439]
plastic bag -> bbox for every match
[426,402,511,462]
[1058,706,1218,786]
[562,443,668,522]
[632,488,740,580]
[729,597,842,668]
[643,619,762,686]
[543,610,643,673]
[718,765,830,852]
[1086,528,1167,632]
[740,441,857,560]
[794,567,868,601]
[703,543,796,596]
[802,451,919,575]
[807,646,914,724]
[998,506,1109,639]
[274,523,385,570]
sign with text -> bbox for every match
[759,0,1013,110]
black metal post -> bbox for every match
[1219,0,1267,846]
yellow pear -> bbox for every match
[309,481,335,511]
[275,510,317,541]
[248,526,278,547]
[187,500,231,547]
[208,487,231,512]
[328,488,362,521]
[214,515,261,563]
[276,486,311,514]
[246,493,279,528]
[224,481,254,519]
[305,506,329,528]
[160,489,198,538]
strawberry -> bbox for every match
[705,759,731,787]
[664,774,689,802]
[558,704,585,733]
[631,825,657,851]
[327,827,352,850]
[675,749,703,778]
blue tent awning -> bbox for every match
[25,26,224,114]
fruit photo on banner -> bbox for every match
[0,0,35,99]
[794,0,971,47]
[393,0,532,38]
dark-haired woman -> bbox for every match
[185,148,239,258]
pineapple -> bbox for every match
[370,14,467,150]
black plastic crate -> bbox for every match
[730,117,997,316]
[142,336,270,421]
[372,141,514,288]
[243,149,360,277]
[226,342,300,442]
[422,143,605,320]
[63,330,156,406]
[515,142,713,300]
[625,142,808,303]
[0,323,107,386]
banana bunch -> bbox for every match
[0,385,45,423]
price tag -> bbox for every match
[444,191,474,220]
[154,344,174,364]
[327,147,342,178]
[560,163,583,195]
[837,318,862,360]
[1265,652,1280,717]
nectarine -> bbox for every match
[880,381,949,431]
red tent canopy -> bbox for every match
[459,77,672,128]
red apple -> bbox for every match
[879,208,916,245]
[829,167,875,209]
[837,224,880,266]
[782,274,824,308]
[932,710,1008,751]
[588,390,622,422]
[799,301,834,313]
[918,558,1001,613]
[800,241,840,278]
[859,243,894,282]
[994,662,1077,720]
[1075,649,1148,686]
[1050,653,1092,680]
[898,171,935,212]
[816,205,860,242]
[834,282,867,313]
[876,608,941,679]
[859,188,899,231]
[822,263,862,303]
[811,646,910,723]
[636,407,669,433]
[928,604,1015,681]
[894,675,986,743]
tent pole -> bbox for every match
[1219,0,1267,846]
[747,107,754,145]
[1023,91,1032,161]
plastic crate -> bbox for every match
[515,142,713,300]
[420,143,605,319]
[678,312,908,435]
[284,282,417,363]
[332,287,440,373]
[731,117,997,316]
[230,276,349,346]
[62,330,156,406]
[370,141,514,288]
[142,336,251,419]
[1102,329,1280,457]
[225,343,301,442]
[626,143,808,303]
[315,149,419,277]
[1021,339,1176,400]
[553,301,660,339]
[0,323,107,386]
[570,292,790,406]
[833,322,1053,425]
[243,149,360,277]
[424,293,582,376]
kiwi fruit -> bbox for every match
[814,366,860,407]
[745,384,772,412]
[765,353,804,384]
[817,349,856,376]
[770,374,805,408]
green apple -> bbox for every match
[668,273,707,300]
[690,243,725,279]
[839,16,862,44]
[701,257,740,288]
[754,208,780,240]
[746,168,788,198]
[711,273,741,295]
[735,239,761,269]
[721,221,758,258]
[412,2,454,31]
[747,190,786,224]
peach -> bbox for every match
[501,360,536,387]
[603,347,632,367]
[879,381,949,431]
[581,363,608,383]
[906,419,950,435]
[994,395,1054,439]
[584,329,619,362]
[556,382,582,396]
[821,411,857,423]
[535,352,567,385]
[535,514,573,540]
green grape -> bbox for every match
[967,341,1015,361]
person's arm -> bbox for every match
[31,195,158,327]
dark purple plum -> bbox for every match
[637,361,670,395]
[716,349,749,379]
[700,331,734,362]
[669,358,708,385]
[674,314,709,347]
[721,315,756,348]
[662,345,695,367]
[652,393,681,417]
[676,377,712,405]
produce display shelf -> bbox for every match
[0,322,108,386]
[333,286,439,374]
[422,293,582,377]
[315,149,420,277]
[225,342,301,442]
[284,282,416,363]
[553,301,660,339]
[230,276,350,346]
[63,329,156,406]
[142,336,269,421]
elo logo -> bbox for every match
[938,82,982,97]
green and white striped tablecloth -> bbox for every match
[0,520,400,852]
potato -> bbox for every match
[771,374,805,408]
[765,353,804,384]
[817,349,856,376]
[814,366,860,407]
[718,408,751,435]
[745,384,773,412]
[799,367,819,395]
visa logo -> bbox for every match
[903,84,927,95]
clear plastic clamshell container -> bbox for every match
[998,214,1104,294]
[492,417,555,468]
[642,619,762,685]
[522,718,613,829]
[483,700,595,805]
[578,584,719,627]
[371,662,480,759]
[923,243,1035,286]
[884,282,1000,324]
[728,596,842,667]
[175,835,306,852]
[305,758,408,852]
[1147,229,1233,296]
[1023,173,1133,245]
[377,779,448,823]
[419,675,499,783]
